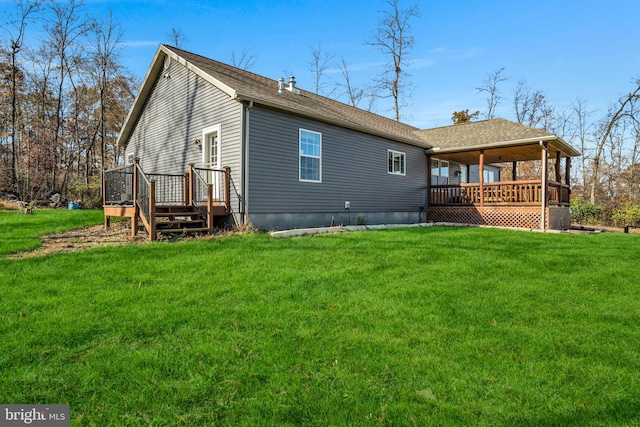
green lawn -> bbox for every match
[0,209,104,257]
[1,211,639,426]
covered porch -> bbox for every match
[422,119,580,230]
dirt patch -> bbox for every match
[6,221,148,260]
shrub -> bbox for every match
[611,202,640,226]
[570,198,603,225]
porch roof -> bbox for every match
[420,118,581,164]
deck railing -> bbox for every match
[103,162,231,241]
[147,173,186,205]
[135,162,154,235]
[103,164,134,205]
[430,180,570,206]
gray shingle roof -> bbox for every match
[163,46,427,146]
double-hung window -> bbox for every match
[299,129,321,182]
[388,150,406,175]
[431,159,449,185]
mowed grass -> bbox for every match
[1,211,639,426]
[0,209,104,256]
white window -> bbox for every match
[299,129,321,182]
[126,153,134,165]
[460,166,468,184]
[388,150,406,175]
[431,159,449,185]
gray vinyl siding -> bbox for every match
[124,58,243,220]
[247,106,428,218]
[469,164,501,183]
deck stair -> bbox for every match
[154,205,210,234]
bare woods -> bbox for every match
[0,0,136,205]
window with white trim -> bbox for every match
[388,150,406,175]
[299,129,321,182]
[431,159,449,185]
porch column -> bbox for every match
[512,161,517,181]
[555,151,562,182]
[426,155,432,209]
[540,142,548,230]
[479,150,485,207]
[565,157,571,186]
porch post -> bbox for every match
[132,159,139,237]
[149,180,156,241]
[555,151,562,182]
[540,142,548,230]
[426,155,432,210]
[565,157,571,186]
[512,161,517,181]
[479,150,485,207]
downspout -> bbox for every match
[240,101,254,225]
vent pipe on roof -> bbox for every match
[278,76,300,94]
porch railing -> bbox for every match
[430,180,570,206]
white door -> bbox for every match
[202,125,221,199]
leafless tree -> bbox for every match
[513,80,554,130]
[476,67,507,119]
[590,79,640,203]
[230,48,256,71]
[167,27,186,48]
[92,9,122,175]
[309,43,334,95]
[367,0,419,121]
[571,98,594,192]
[46,0,95,190]
[1,0,43,188]
[335,58,372,109]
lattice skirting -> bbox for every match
[428,206,571,230]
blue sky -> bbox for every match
[4,0,640,128]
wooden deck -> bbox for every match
[102,162,231,241]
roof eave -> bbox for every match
[426,134,581,157]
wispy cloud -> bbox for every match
[120,40,159,48]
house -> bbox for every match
[103,45,580,239]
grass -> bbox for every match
[0,209,104,257]
[1,211,639,425]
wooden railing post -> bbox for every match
[183,172,189,207]
[149,180,156,242]
[188,164,195,206]
[132,159,139,237]
[207,183,214,233]
[224,166,231,213]
[102,169,109,229]
[479,150,485,207]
